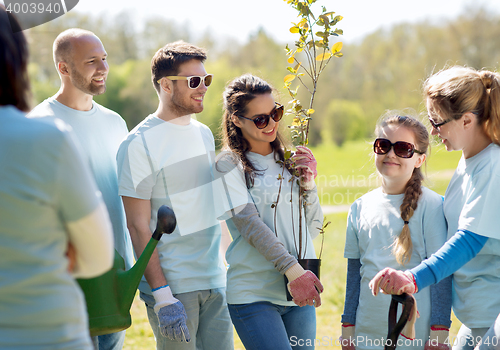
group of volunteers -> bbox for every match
[1,5,499,350]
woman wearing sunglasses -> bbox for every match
[213,74,324,350]
[341,112,451,350]
[370,66,500,350]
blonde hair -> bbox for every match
[424,66,500,145]
[375,112,429,265]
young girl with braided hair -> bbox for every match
[370,66,500,350]
[213,74,324,350]
[342,112,452,350]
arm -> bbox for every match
[341,258,361,324]
[340,259,360,350]
[66,202,114,278]
[411,230,488,291]
[121,196,167,289]
[370,230,488,295]
[230,203,297,274]
[230,203,323,307]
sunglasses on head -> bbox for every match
[373,138,424,159]
[237,103,284,129]
[157,74,213,89]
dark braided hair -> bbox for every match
[375,113,429,266]
[220,74,290,188]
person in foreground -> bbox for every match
[341,112,452,350]
[27,28,135,350]
[213,74,324,350]
[0,8,114,350]
[116,41,233,350]
[370,66,500,350]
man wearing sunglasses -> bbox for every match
[116,41,233,350]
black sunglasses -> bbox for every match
[373,138,424,159]
[428,116,453,130]
[237,103,284,129]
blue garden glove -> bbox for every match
[152,285,191,343]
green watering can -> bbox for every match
[77,205,176,337]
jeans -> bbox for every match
[228,301,316,350]
[453,325,490,350]
[91,330,126,350]
[141,288,233,350]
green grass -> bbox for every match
[124,139,463,349]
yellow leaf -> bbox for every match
[284,74,296,83]
[290,26,300,34]
[315,52,332,61]
[307,109,315,115]
[292,118,301,126]
[287,56,295,64]
[293,62,301,71]
[332,41,343,53]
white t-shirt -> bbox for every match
[444,143,500,328]
[213,150,323,305]
[117,115,226,294]
[344,187,448,350]
[28,98,135,270]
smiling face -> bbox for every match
[426,97,464,152]
[168,59,208,116]
[67,34,108,96]
[232,93,278,155]
[375,124,426,194]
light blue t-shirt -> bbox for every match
[344,187,448,350]
[28,98,134,269]
[443,143,500,328]
[0,106,102,349]
[213,151,323,306]
[116,115,226,295]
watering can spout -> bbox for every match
[77,205,176,337]
[118,205,177,315]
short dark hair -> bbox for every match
[0,8,31,111]
[151,40,207,93]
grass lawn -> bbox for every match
[124,139,463,349]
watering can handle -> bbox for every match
[152,205,177,241]
[385,293,414,350]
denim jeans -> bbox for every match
[141,288,233,350]
[228,301,316,350]
[91,330,126,350]
[453,325,490,350]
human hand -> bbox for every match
[369,267,417,296]
[339,324,356,350]
[292,146,317,191]
[424,327,450,350]
[153,286,191,342]
[285,263,324,307]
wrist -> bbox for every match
[285,263,305,282]
[152,285,178,312]
[404,270,418,293]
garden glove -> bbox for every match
[339,324,356,350]
[369,267,417,296]
[152,285,191,343]
[285,263,323,307]
[424,326,450,350]
[292,146,318,191]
